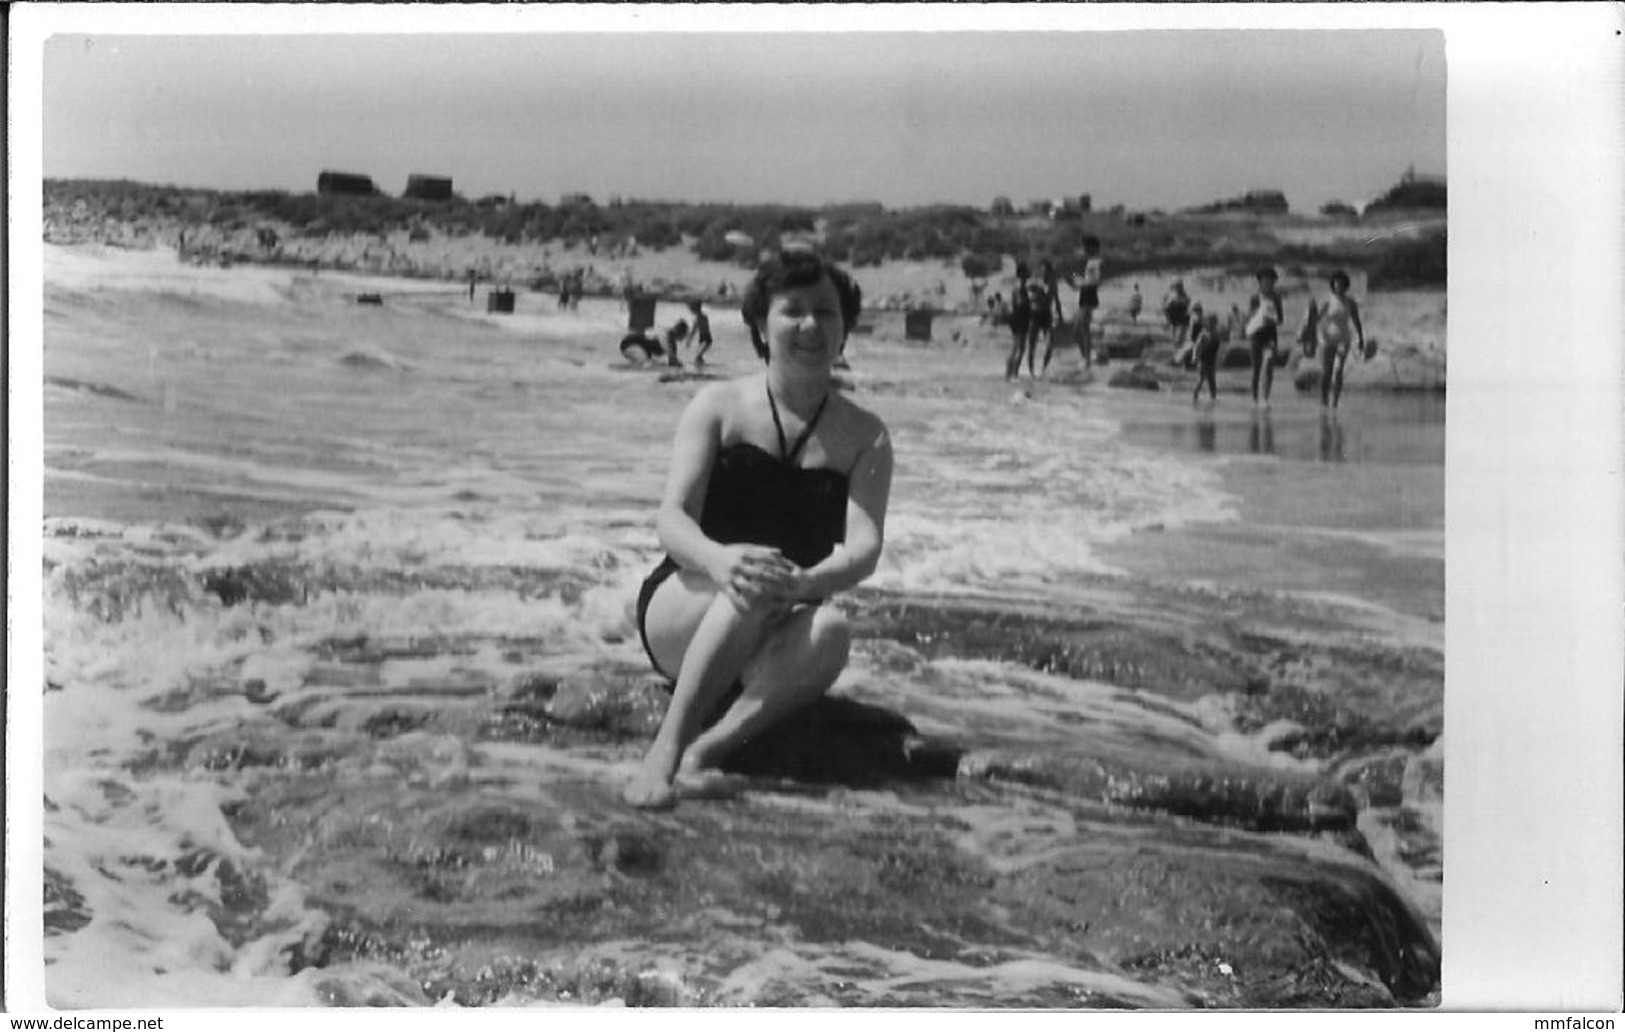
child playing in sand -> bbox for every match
[664,318,691,368]
[1316,269,1366,409]
[1244,266,1284,405]
[620,328,665,364]
[685,300,715,366]
[1192,312,1222,404]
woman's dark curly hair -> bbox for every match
[1328,269,1351,290]
[740,250,863,360]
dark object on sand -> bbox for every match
[356,293,383,305]
[1104,333,1155,361]
[1109,365,1163,391]
[719,695,962,784]
[904,309,934,342]
[628,296,657,332]
[487,289,515,314]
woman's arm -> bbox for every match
[790,419,894,601]
[655,386,725,569]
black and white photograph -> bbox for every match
[6,3,1621,1019]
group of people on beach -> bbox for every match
[556,268,588,310]
[1001,235,1106,382]
[1168,267,1366,409]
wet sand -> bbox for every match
[1106,392,1444,624]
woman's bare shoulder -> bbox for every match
[832,392,891,448]
[688,375,757,414]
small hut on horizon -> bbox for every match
[317,171,380,197]
[403,174,454,201]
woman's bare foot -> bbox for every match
[622,746,682,809]
[622,766,678,809]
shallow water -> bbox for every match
[1118,393,1445,466]
[37,244,1443,1008]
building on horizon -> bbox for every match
[317,171,380,197]
[403,174,454,201]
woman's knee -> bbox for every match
[809,606,852,663]
[770,606,850,681]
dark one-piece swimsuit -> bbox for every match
[636,384,850,714]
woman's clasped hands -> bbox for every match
[709,544,804,615]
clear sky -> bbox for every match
[44,19,1444,213]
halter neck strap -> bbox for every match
[766,384,830,465]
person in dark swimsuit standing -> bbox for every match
[624,251,894,809]
[1004,262,1034,381]
[1024,263,1058,378]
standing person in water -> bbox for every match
[1024,262,1059,378]
[1245,266,1285,405]
[1227,303,1246,343]
[685,299,715,366]
[1047,238,1101,374]
[1191,311,1222,405]
[624,251,894,809]
[1316,269,1366,409]
[1163,279,1192,349]
[1004,262,1035,380]
[1128,282,1143,324]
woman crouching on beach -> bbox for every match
[624,251,894,809]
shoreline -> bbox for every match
[42,237,1448,398]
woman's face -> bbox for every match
[762,275,845,372]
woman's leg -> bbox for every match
[1332,347,1349,406]
[682,604,851,772]
[1006,326,1026,379]
[1250,337,1266,401]
[623,570,850,807]
[625,570,770,807]
[1261,338,1276,400]
[1078,308,1094,367]
[1320,343,1337,406]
